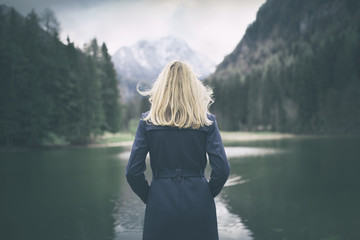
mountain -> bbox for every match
[207,0,360,134]
[112,36,216,101]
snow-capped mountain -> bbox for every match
[112,36,216,101]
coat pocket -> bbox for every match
[202,177,214,199]
[146,179,156,205]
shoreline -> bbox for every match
[221,131,297,142]
[1,132,358,152]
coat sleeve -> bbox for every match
[206,115,230,198]
[125,116,149,204]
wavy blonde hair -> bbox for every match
[137,60,214,129]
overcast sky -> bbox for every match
[2,0,266,63]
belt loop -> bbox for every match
[175,168,182,176]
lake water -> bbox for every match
[1,137,359,240]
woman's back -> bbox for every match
[125,61,230,240]
[145,111,208,171]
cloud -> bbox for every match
[1,0,265,63]
[164,0,265,62]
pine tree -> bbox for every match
[99,43,121,132]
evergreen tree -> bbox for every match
[0,6,123,146]
[39,8,60,38]
[99,43,121,132]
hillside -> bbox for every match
[208,0,360,134]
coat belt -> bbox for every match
[152,168,204,179]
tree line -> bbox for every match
[0,6,121,146]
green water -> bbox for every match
[1,137,359,240]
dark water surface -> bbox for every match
[1,137,359,240]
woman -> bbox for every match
[125,60,230,240]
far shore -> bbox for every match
[221,131,297,142]
[88,131,301,148]
[0,131,349,152]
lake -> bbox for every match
[1,136,359,240]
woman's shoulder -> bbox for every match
[141,111,150,119]
[206,112,216,121]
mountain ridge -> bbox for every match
[112,36,216,101]
[207,0,360,133]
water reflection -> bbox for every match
[225,175,249,187]
[113,197,144,240]
[216,196,253,240]
[1,137,359,240]
[225,147,285,158]
[0,147,121,240]
[222,138,360,240]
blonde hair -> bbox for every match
[137,60,214,129]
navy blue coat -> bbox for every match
[125,112,230,240]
